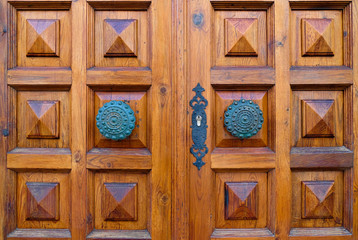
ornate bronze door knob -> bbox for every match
[224,99,264,139]
[96,100,136,140]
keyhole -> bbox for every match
[196,115,202,127]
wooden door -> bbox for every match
[172,0,358,239]
[0,0,171,239]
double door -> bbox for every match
[0,0,357,239]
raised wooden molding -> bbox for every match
[102,182,138,221]
[26,182,60,220]
[301,18,334,56]
[302,181,335,219]
[26,19,60,57]
[302,99,335,138]
[225,182,258,220]
[103,19,138,57]
[225,18,258,56]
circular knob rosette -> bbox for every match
[224,99,264,139]
[96,100,136,141]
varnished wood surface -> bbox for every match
[1,0,358,239]
[7,228,71,239]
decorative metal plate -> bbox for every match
[96,100,136,140]
[190,83,208,170]
[224,99,264,139]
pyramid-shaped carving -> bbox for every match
[103,19,138,57]
[224,18,258,56]
[26,182,60,220]
[302,181,334,219]
[302,18,334,56]
[225,182,258,220]
[26,100,60,139]
[102,183,137,221]
[302,99,335,138]
[26,19,60,57]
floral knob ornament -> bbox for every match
[96,100,136,140]
[224,99,264,139]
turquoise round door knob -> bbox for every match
[96,100,136,140]
[224,99,264,139]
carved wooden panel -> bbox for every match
[292,171,343,228]
[26,19,60,57]
[291,91,343,147]
[214,10,269,66]
[93,91,147,148]
[102,182,137,221]
[94,11,148,67]
[17,172,69,228]
[17,10,71,67]
[301,18,334,56]
[94,172,147,230]
[224,18,258,56]
[302,99,334,138]
[215,91,268,148]
[26,100,60,139]
[291,10,343,66]
[301,181,334,219]
[26,182,59,221]
[103,19,138,57]
[216,172,267,228]
[17,91,70,148]
[225,182,258,220]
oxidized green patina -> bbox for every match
[224,99,264,139]
[96,100,136,140]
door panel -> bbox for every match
[184,0,357,239]
[1,0,171,239]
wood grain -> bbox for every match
[86,229,151,240]
[8,68,72,89]
[7,229,71,240]
[211,228,274,240]
[7,148,72,170]
[211,147,275,170]
[87,148,151,170]
[87,68,151,87]
[290,67,352,87]
[211,67,275,87]
[290,147,353,169]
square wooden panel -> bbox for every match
[93,92,147,148]
[26,19,60,57]
[17,91,70,148]
[215,91,268,148]
[214,11,267,66]
[17,172,70,229]
[292,171,343,228]
[94,11,148,67]
[291,10,343,66]
[26,100,60,139]
[94,172,147,230]
[17,10,71,67]
[216,172,267,228]
[291,91,343,147]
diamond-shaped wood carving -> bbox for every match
[26,100,60,139]
[102,182,137,221]
[225,182,258,220]
[302,99,335,138]
[103,19,138,57]
[302,181,335,219]
[26,19,60,57]
[224,18,258,56]
[302,18,334,56]
[26,182,60,221]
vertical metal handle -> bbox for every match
[189,83,208,170]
